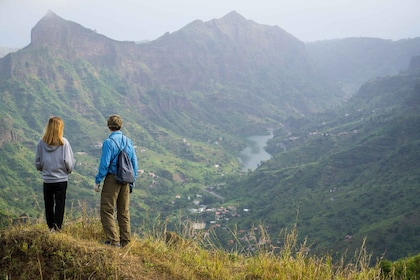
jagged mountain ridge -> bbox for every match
[7,11,341,117]
[30,10,139,65]
[0,10,340,220]
[0,10,345,160]
[139,11,311,88]
[135,11,337,118]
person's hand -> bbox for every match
[94,183,100,192]
[129,182,134,193]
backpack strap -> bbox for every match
[109,135,126,166]
[109,137,122,152]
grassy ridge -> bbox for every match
[1,210,419,279]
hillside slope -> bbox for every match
[306,37,420,95]
[221,62,420,261]
[0,11,340,222]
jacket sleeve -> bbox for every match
[95,139,113,184]
[63,139,75,174]
[130,139,138,181]
[34,139,43,171]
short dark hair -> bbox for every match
[107,115,122,131]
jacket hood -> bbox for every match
[41,140,61,152]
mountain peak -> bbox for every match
[30,10,81,47]
[215,11,254,28]
[220,11,247,22]
[44,9,60,19]
[35,10,67,29]
[29,11,131,60]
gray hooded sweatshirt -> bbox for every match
[35,137,75,183]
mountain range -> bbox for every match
[0,10,419,261]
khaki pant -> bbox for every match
[100,174,131,246]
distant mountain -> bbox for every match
[222,60,420,261]
[139,11,310,89]
[306,37,420,96]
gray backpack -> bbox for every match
[110,136,135,184]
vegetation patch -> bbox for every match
[1,216,419,279]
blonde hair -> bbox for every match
[42,116,64,146]
[107,114,122,131]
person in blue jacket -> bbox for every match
[35,116,75,232]
[94,114,138,247]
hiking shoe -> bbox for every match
[104,240,121,247]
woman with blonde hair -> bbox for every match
[35,116,75,232]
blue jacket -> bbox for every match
[95,131,138,185]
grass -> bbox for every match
[0,208,417,279]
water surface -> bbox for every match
[237,133,273,171]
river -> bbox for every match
[237,132,273,171]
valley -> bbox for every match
[0,10,419,262]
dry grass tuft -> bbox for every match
[0,214,409,279]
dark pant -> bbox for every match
[43,181,67,230]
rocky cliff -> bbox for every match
[30,10,137,64]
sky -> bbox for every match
[1,0,420,48]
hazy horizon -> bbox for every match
[1,0,420,48]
